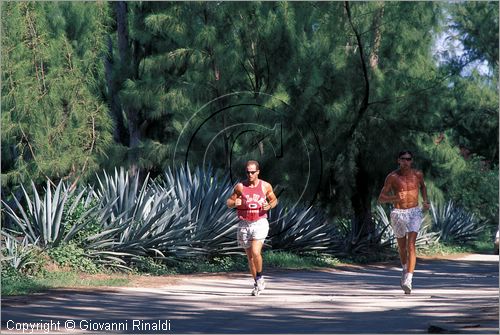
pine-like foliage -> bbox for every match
[1,2,113,191]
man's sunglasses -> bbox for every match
[399,157,412,161]
[246,170,258,175]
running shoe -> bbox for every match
[402,275,412,294]
[256,276,266,292]
[251,283,260,296]
[400,268,407,289]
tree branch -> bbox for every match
[344,1,370,139]
[19,127,56,187]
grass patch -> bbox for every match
[1,275,50,296]
[131,255,250,275]
[2,271,129,296]
[337,251,399,265]
[173,255,249,274]
[132,251,340,275]
[264,250,340,269]
[472,239,496,254]
[418,233,497,256]
[418,243,471,256]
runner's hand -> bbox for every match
[235,198,242,207]
[262,201,271,211]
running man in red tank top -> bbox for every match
[227,160,278,296]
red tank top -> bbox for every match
[237,180,268,221]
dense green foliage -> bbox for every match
[1,1,498,270]
[1,2,112,189]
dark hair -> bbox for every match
[246,160,260,170]
[398,150,413,158]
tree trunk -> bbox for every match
[114,1,140,176]
[114,2,129,65]
[350,160,374,244]
[369,2,385,70]
[343,2,376,243]
[104,34,127,144]
[344,1,370,139]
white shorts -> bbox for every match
[237,218,269,249]
[390,207,423,239]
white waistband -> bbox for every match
[392,206,421,212]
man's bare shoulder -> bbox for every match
[260,179,273,194]
[260,180,273,191]
[413,169,423,176]
[412,169,424,180]
[234,183,244,192]
[387,170,400,180]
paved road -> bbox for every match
[2,254,498,334]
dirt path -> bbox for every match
[2,254,498,334]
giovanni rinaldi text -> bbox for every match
[6,319,172,333]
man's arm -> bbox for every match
[263,183,278,211]
[417,170,430,210]
[227,184,242,208]
[378,174,401,204]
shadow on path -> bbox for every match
[2,254,498,334]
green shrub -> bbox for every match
[130,256,175,275]
[1,263,22,280]
[48,242,100,273]
[447,157,498,226]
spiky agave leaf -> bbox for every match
[1,180,94,248]
[430,201,484,245]
[163,165,241,257]
[268,203,343,255]
[88,168,198,261]
[0,232,38,271]
[94,167,144,227]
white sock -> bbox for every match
[402,263,407,272]
[406,272,413,281]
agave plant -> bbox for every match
[430,200,485,245]
[373,205,396,246]
[164,165,240,257]
[268,203,343,255]
[94,168,159,227]
[1,180,94,248]
[338,218,393,256]
[87,168,198,262]
[1,232,38,272]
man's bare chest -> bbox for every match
[394,174,419,191]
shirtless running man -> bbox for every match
[378,150,430,294]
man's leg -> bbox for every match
[396,236,408,267]
[250,239,264,276]
[247,240,265,296]
[406,231,417,272]
[396,235,409,291]
[244,247,256,280]
[402,232,417,294]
